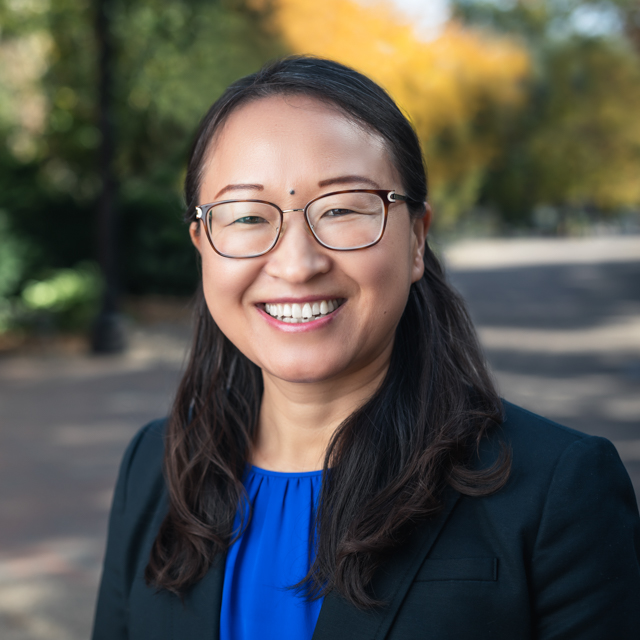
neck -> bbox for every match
[252,349,392,473]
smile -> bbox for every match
[263,299,344,323]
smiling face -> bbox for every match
[190,95,429,388]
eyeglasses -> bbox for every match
[195,189,414,259]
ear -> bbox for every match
[410,203,432,283]
[189,220,203,254]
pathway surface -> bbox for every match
[0,235,638,639]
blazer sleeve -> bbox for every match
[91,421,164,640]
[531,435,640,639]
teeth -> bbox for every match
[263,298,342,322]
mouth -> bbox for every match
[261,298,345,324]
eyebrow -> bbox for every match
[318,175,381,189]
[215,183,264,199]
[213,175,380,200]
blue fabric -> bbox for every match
[219,466,324,640]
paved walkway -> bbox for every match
[0,235,638,639]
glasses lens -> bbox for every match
[206,202,281,257]
[307,192,385,249]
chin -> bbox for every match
[261,356,349,385]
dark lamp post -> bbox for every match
[91,0,126,354]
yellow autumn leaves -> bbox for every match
[268,0,531,223]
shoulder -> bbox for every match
[472,400,639,533]
[501,399,592,451]
[498,398,637,504]
[491,404,640,633]
[111,418,167,514]
[93,419,169,639]
[101,418,169,583]
[476,400,639,542]
[401,403,640,637]
[121,417,166,472]
[493,399,623,482]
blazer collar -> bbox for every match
[312,488,461,640]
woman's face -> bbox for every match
[191,95,429,386]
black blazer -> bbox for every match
[92,402,640,639]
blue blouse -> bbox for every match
[219,466,324,640]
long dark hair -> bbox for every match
[146,55,510,608]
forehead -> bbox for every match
[200,95,399,199]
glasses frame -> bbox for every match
[195,189,414,259]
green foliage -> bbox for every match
[108,0,285,293]
[453,0,552,40]
[453,0,640,226]
[0,147,95,277]
[529,37,640,209]
[119,179,198,294]
[0,209,27,298]
[20,262,103,331]
[2,0,639,319]
[0,0,284,311]
[112,0,285,182]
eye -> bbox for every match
[232,215,268,225]
[322,208,359,218]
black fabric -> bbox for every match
[92,402,640,640]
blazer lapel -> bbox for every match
[171,554,225,640]
[312,489,461,640]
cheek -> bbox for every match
[349,235,415,329]
[200,253,260,323]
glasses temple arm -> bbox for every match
[390,192,422,205]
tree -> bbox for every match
[269,0,531,228]
[0,0,284,304]
[454,1,640,226]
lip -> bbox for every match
[256,298,345,332]
[258,295,343,305]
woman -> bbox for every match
[92,56,640,639]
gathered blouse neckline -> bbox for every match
[248,464,323,478]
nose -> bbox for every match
[263,210,331,283]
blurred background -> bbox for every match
[0,0,639,637]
